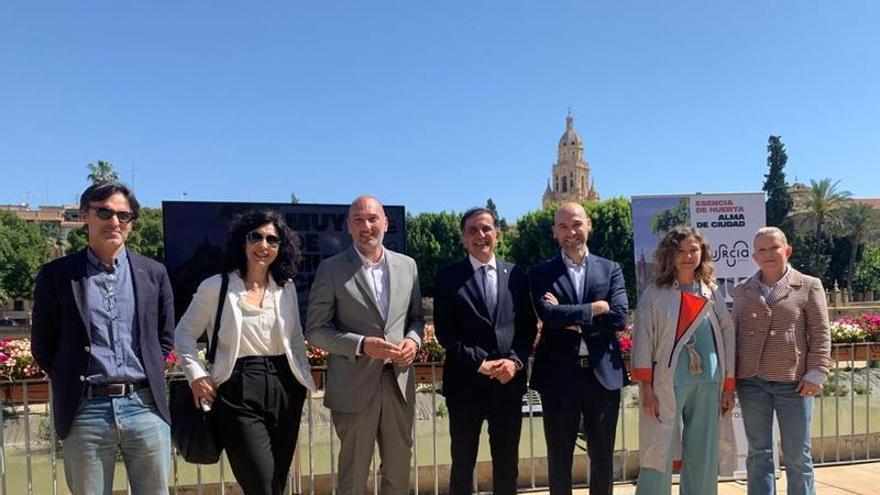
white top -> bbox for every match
[562,249,590,356]
[236,279,285,357]
[355,247,390,321]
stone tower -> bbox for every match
[541,112,599,208]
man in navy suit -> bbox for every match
[434,207,537,495]
[529,202,629,495]
[32,182,175,495]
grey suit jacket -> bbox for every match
[306,246,425,414]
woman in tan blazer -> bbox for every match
[733,226,831,495]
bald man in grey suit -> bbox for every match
[306,195,425,495]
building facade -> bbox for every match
[541,112,599,208]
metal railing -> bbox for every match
[2,352,879,494]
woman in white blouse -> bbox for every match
[175,210,315,495]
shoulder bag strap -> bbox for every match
[206,272,229,365]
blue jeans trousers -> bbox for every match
[62,389,170,495]
[737,378,814,495]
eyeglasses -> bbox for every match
[90,207,135,224]
[246,231,281,247]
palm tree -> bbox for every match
[86,160,119,184]
[790,178,851,276]
[840,202,880,290]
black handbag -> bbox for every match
[170,273,228,464]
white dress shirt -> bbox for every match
[562,249,590,356]
[355,247,391,357]
[236,279,285,357]
[355,247,390,321]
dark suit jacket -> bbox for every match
[434,257,537,404]
[529,253,629,394]
[31,249,175,439]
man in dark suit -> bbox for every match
[529,202,629,495]
[32,182,175,495]
[434,207,537,495]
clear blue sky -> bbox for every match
[2,1,878,221]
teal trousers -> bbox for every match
[635,380,720,495]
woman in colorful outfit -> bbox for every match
[631,226,737,495]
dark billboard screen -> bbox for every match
[162,201,407,321]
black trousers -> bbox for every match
[447,395,522,495]
[540,366,620,495]
[213,355,307,495]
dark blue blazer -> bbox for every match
[433,258,537,403]
[529,253,629,394]
[31,249,175,439]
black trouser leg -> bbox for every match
[540,389,581,495]
[486,398,522,495]
[581,371,620,495]
[268,368,306,495]
[213,357,306,495]
[447,400,486,495]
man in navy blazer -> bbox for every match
[434,207,537,495]
[529,202,629,495]
[32,182,174,495]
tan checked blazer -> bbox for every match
[732,267,831,382]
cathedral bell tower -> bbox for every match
[542,112,599,208]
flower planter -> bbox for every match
[830,343,880,363]
[412,363,443,384]
[0,380,51,405]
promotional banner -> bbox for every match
[632,192,766,301]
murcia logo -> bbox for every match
[713,240,750,268]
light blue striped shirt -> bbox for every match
[85,248,146,384]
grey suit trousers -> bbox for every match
[331,367,414,495]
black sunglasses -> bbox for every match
[246,231,281,247]
[90,207,135,224]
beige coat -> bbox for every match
[631,283,737,474]
[732,268,831,382]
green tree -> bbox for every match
[406,211,464,296]
[853,244,880,295]
[790,178,851,278]
[290,193,300,204]
[839,202,880,290]
[66,227,88,254]
[0,211,52,303]
[651,198,690,235]
[86,160,120,184]
[763,135,794,230]
[127,207,165,261]
[505,207,557,268]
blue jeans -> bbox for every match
[737,378,814,495]
[62,389,170,495]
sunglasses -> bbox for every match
[90,207,135,224]
[246,231,281,247]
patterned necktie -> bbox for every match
[481,266,497,319]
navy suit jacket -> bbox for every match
[433,258,537,404]
[529,253,629,394]
[31,249,175,439]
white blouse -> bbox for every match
[236,280,285,357]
